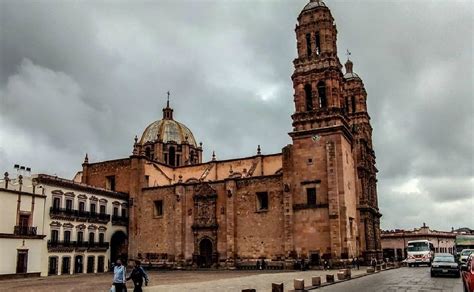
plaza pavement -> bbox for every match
[144,268,369,292]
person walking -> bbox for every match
[371,256,377,269]
[127,260,149,292]
[356,257,360,270]
[113,259,127,292]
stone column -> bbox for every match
[174,184,185,267]
[326,140,342,259]
[225,180,237,268]
[282,145,295,265]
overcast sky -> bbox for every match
[0,0,472,231]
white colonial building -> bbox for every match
[0,172,47,279]
[0,171,128,278]
[35,174,128,276]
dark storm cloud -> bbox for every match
[0,0,472,230]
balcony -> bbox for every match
[49,207,111,223]
[14,226,37,236]
[47,240,76,252]
[112,215,128,226]
[47,240,109,252]
[88,212,111,224]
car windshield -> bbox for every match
[434,256,455,263]
[407,242,429,252]
[461,250,473,256]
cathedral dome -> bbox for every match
[302,0,327,11]
[140,119,197,147]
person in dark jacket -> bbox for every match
[127,260,149,292]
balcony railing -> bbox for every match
[13,225,38,236]
[112,215,129,226]
[47,240,109,251]
[49,207,111,223]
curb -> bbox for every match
[287,266,400,291]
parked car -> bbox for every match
[462,254,474,292]
[460,249,474,264]
[430,253,460,277]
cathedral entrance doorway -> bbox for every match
[199,238,213,268]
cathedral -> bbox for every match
[79,0,382,268]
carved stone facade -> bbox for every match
[79,0,382,267]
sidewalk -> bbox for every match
[144,268,368,292]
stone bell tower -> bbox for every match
[282,0,359,262]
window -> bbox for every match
[317,81,327,108]
[64,230,71,243]
[89,232,95,244]
[77,231,84,243]
[79,202,85,213]
[145,147,151,159]
[256,192,269,211]
[51,230,59,243]
[65,199,73,211]
[121,208,127,218]
[169,147,176,166]
[90,203,96,214]
[306,33,312,56]
[145,175,150,187]
[53,197,61,210]
[99,205,106,215]
[304,84,313,111]
[154,200,163,217]
[176,154,181,166]
[315,32,321,55]
[19,214,30,227]
[306,188,317,205]
[351,96,356,113]
[345,97,350,113]
[113,207,119,217]
[99,233,105,244]
[349,218,354,238]
[106,175,116,191]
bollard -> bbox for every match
[337,271,346,280]
[294,279,305,290]
[271,282,284,292]
[326,274,335,283]
[366,267,375,273]
[311,276,321,287]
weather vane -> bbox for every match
[166,90,170,107]
[346,49,352,60]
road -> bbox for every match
[318,266,463,292]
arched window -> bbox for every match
[306,33,312,56]
[317,81,327,108]
[304,84,313,111]
[345,97,350,114]
[351,96,356,113]
[315,32,321,55]
[169,146,176,166]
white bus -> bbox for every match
[406,240,435,267]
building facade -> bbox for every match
[381,224,457,261]
[0,173,47,279]
[79,0,382,267]
[34,174,128,276]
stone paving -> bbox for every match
[318,266,463,292]
[0,268,366,292]
[144,268,368,292]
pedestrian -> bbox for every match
[371,257,377,268]
[127,260,149,292]
[112,259,127,292]
[351,258,356,269]
[356,257,360,270]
